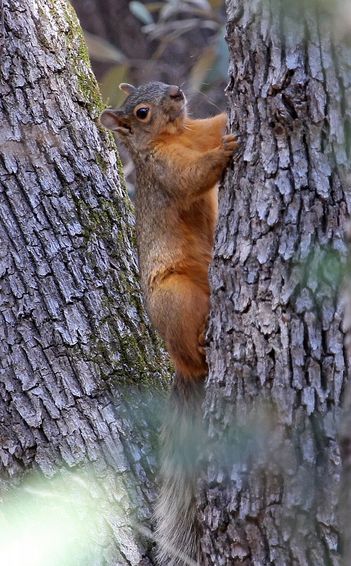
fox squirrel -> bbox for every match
[100,81,237,381]
[100,81,238,565]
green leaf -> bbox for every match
[189,46,216,92]
[216,27,229,77]
[100,66,130,106]
[129,1,154,24]
[84,32,126,64]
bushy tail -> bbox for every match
[155,373,205,566]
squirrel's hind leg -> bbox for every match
[148,274,209,379]
[152,274,208,565]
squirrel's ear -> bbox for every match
[99,109,131,134]
[119,83,136,95]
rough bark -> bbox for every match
[0,1,170,564]
[339,224,351,566]
[201,0,350,564]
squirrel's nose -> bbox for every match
[168,85,184,100]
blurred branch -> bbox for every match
[143,18,219,41]
[84,31,127,63]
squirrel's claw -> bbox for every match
[222,133,239,156]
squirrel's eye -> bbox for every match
[136,107,149,120]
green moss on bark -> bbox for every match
[40,2,172,388]
[63,2,104,116]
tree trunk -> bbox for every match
[0,1,170,564]
[339,224,351,566]
[201,1,350,564]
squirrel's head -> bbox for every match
[99,81,187,152]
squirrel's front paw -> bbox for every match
[197,317,209,356]
[222,133,239,157]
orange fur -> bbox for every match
[100,83,239,566]
[100,86,238,381]
[149,273,209,378]
[146,113,233,378]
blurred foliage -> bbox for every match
[0,472,102,566]
[0,397,342,566]
[84,32,127,65]
[84,0,227,108]
[74,0,229,192]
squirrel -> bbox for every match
[100,81,238,566]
